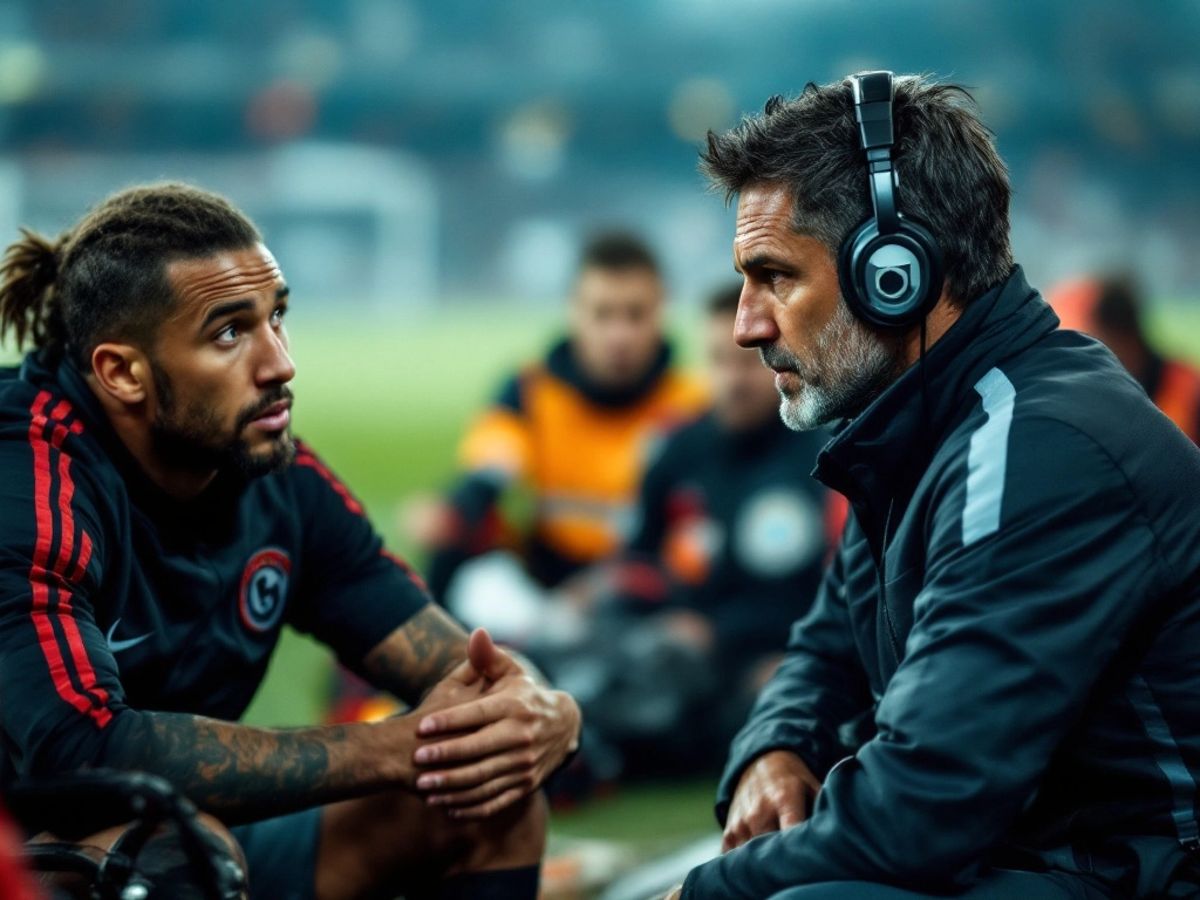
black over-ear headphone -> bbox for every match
[837,71,944,329]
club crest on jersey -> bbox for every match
[239,548,291,633]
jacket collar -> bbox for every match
[813,266,1058,515]
[545,337,673,408]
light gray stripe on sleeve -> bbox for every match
[1127,674,1200,845]
[961,367,1016,546]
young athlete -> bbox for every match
[0,183,581,899]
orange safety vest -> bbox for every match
[1153,358,1200,444]
[460,345,708,570]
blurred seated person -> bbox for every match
[407,231,707,626]
[1050,273,1200,442]
[536,285,831,778]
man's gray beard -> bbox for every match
[776,301,903,431]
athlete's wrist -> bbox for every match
[358,715,419,789]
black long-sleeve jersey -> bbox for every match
[0,352,430,786]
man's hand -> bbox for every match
[722,750,821,852]
[412,628,582,818]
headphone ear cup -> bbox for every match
[837,216,943,329]
[837,217,878,323]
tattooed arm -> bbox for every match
[90,659,482,825]
[361,603,471,703]
[104,714,412,824]
[78,607,570,824]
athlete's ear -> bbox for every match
[91,342,152,407]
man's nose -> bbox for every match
[257,326,296,386]
[734,285,779,348]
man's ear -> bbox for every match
[90,343,152,407]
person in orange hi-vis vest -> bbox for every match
[1049,274,1200,444]
[403,231,708,638]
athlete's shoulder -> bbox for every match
[285,438,369,518]
[0,371,107,478]
[0,366,51,438]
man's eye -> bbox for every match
[271,306,288,326]
[215,323,239,344]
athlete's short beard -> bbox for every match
[763,299,905,431]
[149,361,295,479]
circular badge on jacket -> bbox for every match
[239,548,292,633]
[734,489,822,577]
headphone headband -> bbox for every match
[837,70,943,329]
[851,71,900,235]
[851,71,895,149]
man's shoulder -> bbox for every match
[941,331,1200,518]
[1002,330,1177,449]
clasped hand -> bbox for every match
[410,628,581,818]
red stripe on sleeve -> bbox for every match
[70,531,94,583]
[381,548,428,592]
[294,446,365,516]
[293,442,426,589]
[51,413,109,714]
[26,392,112,728]
[53,433,75,571]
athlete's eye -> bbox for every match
[215,323,240,345]
[270,306,288,327]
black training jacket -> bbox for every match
[684,268,1200,898]
[0,353,430,788]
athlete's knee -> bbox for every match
[428,791,547,875]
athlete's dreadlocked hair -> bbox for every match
[0,183,261,368]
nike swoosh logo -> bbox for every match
[105,619,151,653]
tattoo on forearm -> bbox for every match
[114,713,357,823]
[362,605,468,703]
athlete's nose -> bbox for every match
[734,282,779,349]
[257,323,296,387]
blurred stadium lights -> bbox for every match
[0,42,45,105]
[496,99,572,182]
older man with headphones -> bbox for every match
[665,73,1200,899]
